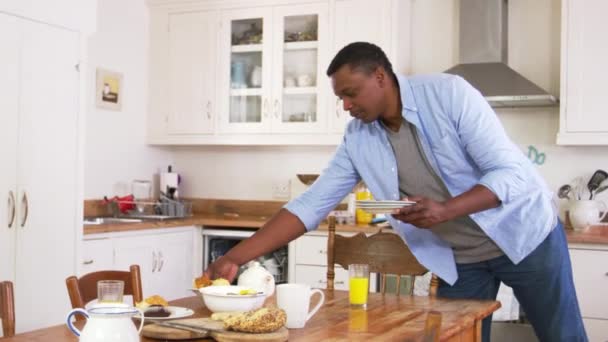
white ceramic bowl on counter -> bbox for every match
[195,285,266,313]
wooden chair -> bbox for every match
[0,281,16,337]
[65,265,143,321]
[326,216,439,296]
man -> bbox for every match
[205,42,586,341]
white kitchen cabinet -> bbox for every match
[218,3,329,135]
[94,227,199,302]
[147,0,404,145]
[569,244,608,340]
[81,238,114,275]
[557,0,608,145]
[167,10,217,135]
[295,264,349,290]
[0,14,20,285]
[0,13,80,333]
[329,0,395,133]
[290,231,377,292]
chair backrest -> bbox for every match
[326,216,439,296]
[65,265,143,320]
[0,281,15,337]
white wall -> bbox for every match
[171,0,608,207]
[0,0,97,33]
[85,0,172,198]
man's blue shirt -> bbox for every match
[285,73,557,285]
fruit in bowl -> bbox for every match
[197,285,266,313]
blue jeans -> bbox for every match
[437,220,587,342]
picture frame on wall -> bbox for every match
[95,68,123,111]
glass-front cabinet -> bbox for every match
[219,4,328,134]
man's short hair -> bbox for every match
[326,42,394,77]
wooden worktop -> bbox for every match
[84,198,608,245]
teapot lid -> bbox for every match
[247,261,262,268]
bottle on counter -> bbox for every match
[355,185,373,224]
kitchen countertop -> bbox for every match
[565,225,608,245]
[84,213,608,245]
[83,213,384,235]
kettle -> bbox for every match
[66,306,144,342]
[237,261,275,296]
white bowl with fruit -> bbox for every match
[194,285,266,313]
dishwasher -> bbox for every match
[202,228,288,284]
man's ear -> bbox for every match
[375,67,386,87]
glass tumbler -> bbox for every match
[97,280,124,304]
[348,264,370,309]
[132,180,151,213]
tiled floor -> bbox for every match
[491,322,538,341]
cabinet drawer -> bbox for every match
[295,264,349,290]
[81,238,114,275]
[295,235,328,266]
[583,318,608,342]
[570,249,608,319]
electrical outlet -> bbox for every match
[272,179,291,200]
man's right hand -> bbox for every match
[203,255,239,283]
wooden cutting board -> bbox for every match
[142,317,289,342]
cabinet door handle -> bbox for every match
[263,99,269,118]
[83,260,94,265]
[7,191,15,228]
[206,101,212,119]
[318,250,327,254]
[336,98,341,118]
[158,251,164,272]
[273,99,280,119]
[152,251,158,272]
[20,191,28,228]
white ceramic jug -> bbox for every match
[66,306,144,342]
[569,200,608,231]
[238,261,275,296]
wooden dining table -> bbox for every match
[4,290,500,341]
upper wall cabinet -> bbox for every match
[167,10,217,135]
[557,0,608,145]
[329,0,395,134]
[147,0,400,145]
[218,3,329,135]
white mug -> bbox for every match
[276,283,324,329]
[569,200,608,231]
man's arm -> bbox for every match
[203,209,306,281]
[392,184,500,228]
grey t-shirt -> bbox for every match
[384,119,504,264]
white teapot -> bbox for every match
[66,306,144,342]
[238,261,275,296]
[569,199,608,231]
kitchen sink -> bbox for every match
[83,217,144,225]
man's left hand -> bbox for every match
[391,196,452,228]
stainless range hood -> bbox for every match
[444,0,557,107]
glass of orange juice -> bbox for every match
[97,280,124,304]
[348,264,369,309]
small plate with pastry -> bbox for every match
[135,295,194,321]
